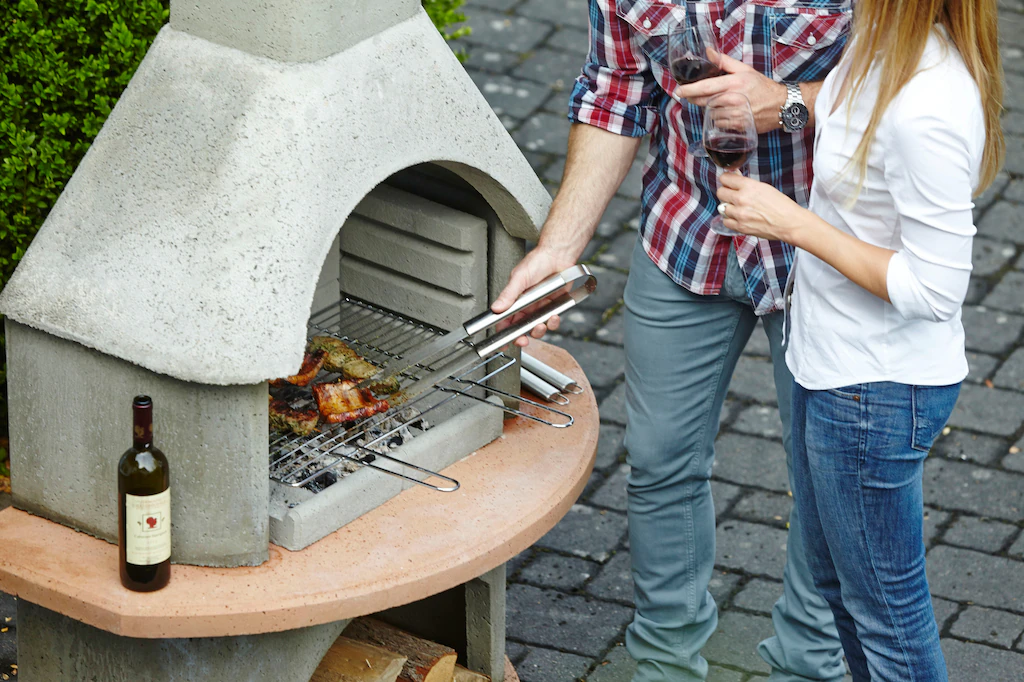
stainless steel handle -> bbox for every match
[521,368,569,405]
[473,283,592,357]
[464,264,597,337]
[445,377,575,428]
[521,352,584,395]
[338,446,460,492]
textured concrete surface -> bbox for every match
[16,600,348,682]
[171,0,419,62]
[340,184,490,328]
[344,192,487,297]
[5,320,269,568]
[466,565,508,682]
[0,12,548,387]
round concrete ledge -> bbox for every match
[0,341,597,639]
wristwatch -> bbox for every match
[779,83,809,133]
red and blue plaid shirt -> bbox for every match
[570,0,853,315]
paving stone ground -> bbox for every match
[459,1,1024,680]
[2,3,1024,680]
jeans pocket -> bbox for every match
[825,383,862,401]
[805,387,864,475]
[911,383,963,452]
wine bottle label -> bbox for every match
[125,489,171,566]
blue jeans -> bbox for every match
[791,380,960,682]
[623,243,843,681]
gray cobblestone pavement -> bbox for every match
[459,1,1024,680]
[2,3,1024,680]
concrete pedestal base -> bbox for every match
[16,600,348,682]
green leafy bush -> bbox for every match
[424,0,471,60]
[0,0,170,285]
[0,0,470,438]
[0,0,171,438]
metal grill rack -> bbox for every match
[268,296,572,492]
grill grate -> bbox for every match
[268,297,513,490]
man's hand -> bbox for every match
[489,124,642,348]
[673,53,787,134]
[491,245,578,348]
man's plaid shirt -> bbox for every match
[570,0,852,315]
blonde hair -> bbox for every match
[842,0,1005,196]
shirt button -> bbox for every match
[643,18,652,29]
[807,35,817,46]
[716,19,724,28]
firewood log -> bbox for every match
[453,665,490,682]
[503,657,520,682]
[344,618,457,682]
[311,636,407,682]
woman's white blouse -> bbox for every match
[786,29,985,390]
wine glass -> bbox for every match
[668,19,725,158]
[703,92,758,237]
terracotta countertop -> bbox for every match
[0,341,598,639]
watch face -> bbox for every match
[782,103,810,132]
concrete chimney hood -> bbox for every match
[0,0,548,386]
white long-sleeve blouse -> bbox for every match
[786,27,985,390]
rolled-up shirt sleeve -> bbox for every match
[884,84,979,323]
[568,0,661,137]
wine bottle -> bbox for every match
[118,395,171,591]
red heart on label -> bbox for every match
[146,517,157,528]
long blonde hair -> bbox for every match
[843,0,1005,196]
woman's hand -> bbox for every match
[716,173,807,243]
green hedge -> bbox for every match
[0,0,469,441]
[0,0,171,440]
[424,0,471,58]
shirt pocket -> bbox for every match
[766,7,852,82]
[614,0,690,71]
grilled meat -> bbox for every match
[313,380,390,424]
[270,349,327,387]
[268,397,320,436]
[309,336,400,394]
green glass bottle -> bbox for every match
[118,395,171,591]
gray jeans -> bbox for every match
[622,242,843,681]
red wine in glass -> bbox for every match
[703,92,758,237]
[668,21,725,157]
[705,135,756,171]
[671,57,724,85]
